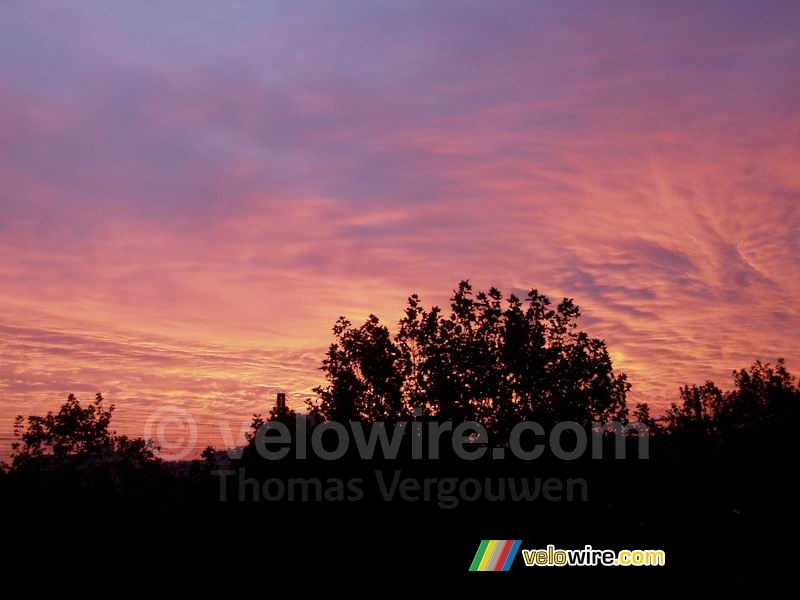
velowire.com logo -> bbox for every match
[470,541,666,571]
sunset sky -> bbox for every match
[2,1,799,454]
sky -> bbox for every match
[1,1,799,456]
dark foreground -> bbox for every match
[3,444,794,588]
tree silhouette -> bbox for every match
[11,393,158,470]
[309,281,630,439]
[663,358,799,445]
[12,393,114,463]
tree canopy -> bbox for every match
[308,281,630,437]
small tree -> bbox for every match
[12,393,114,463]
[11,393,157,469]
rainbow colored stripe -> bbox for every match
[469,540,522,571]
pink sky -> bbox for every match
[2,1,799,455]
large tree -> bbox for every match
[309,281,629,437]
